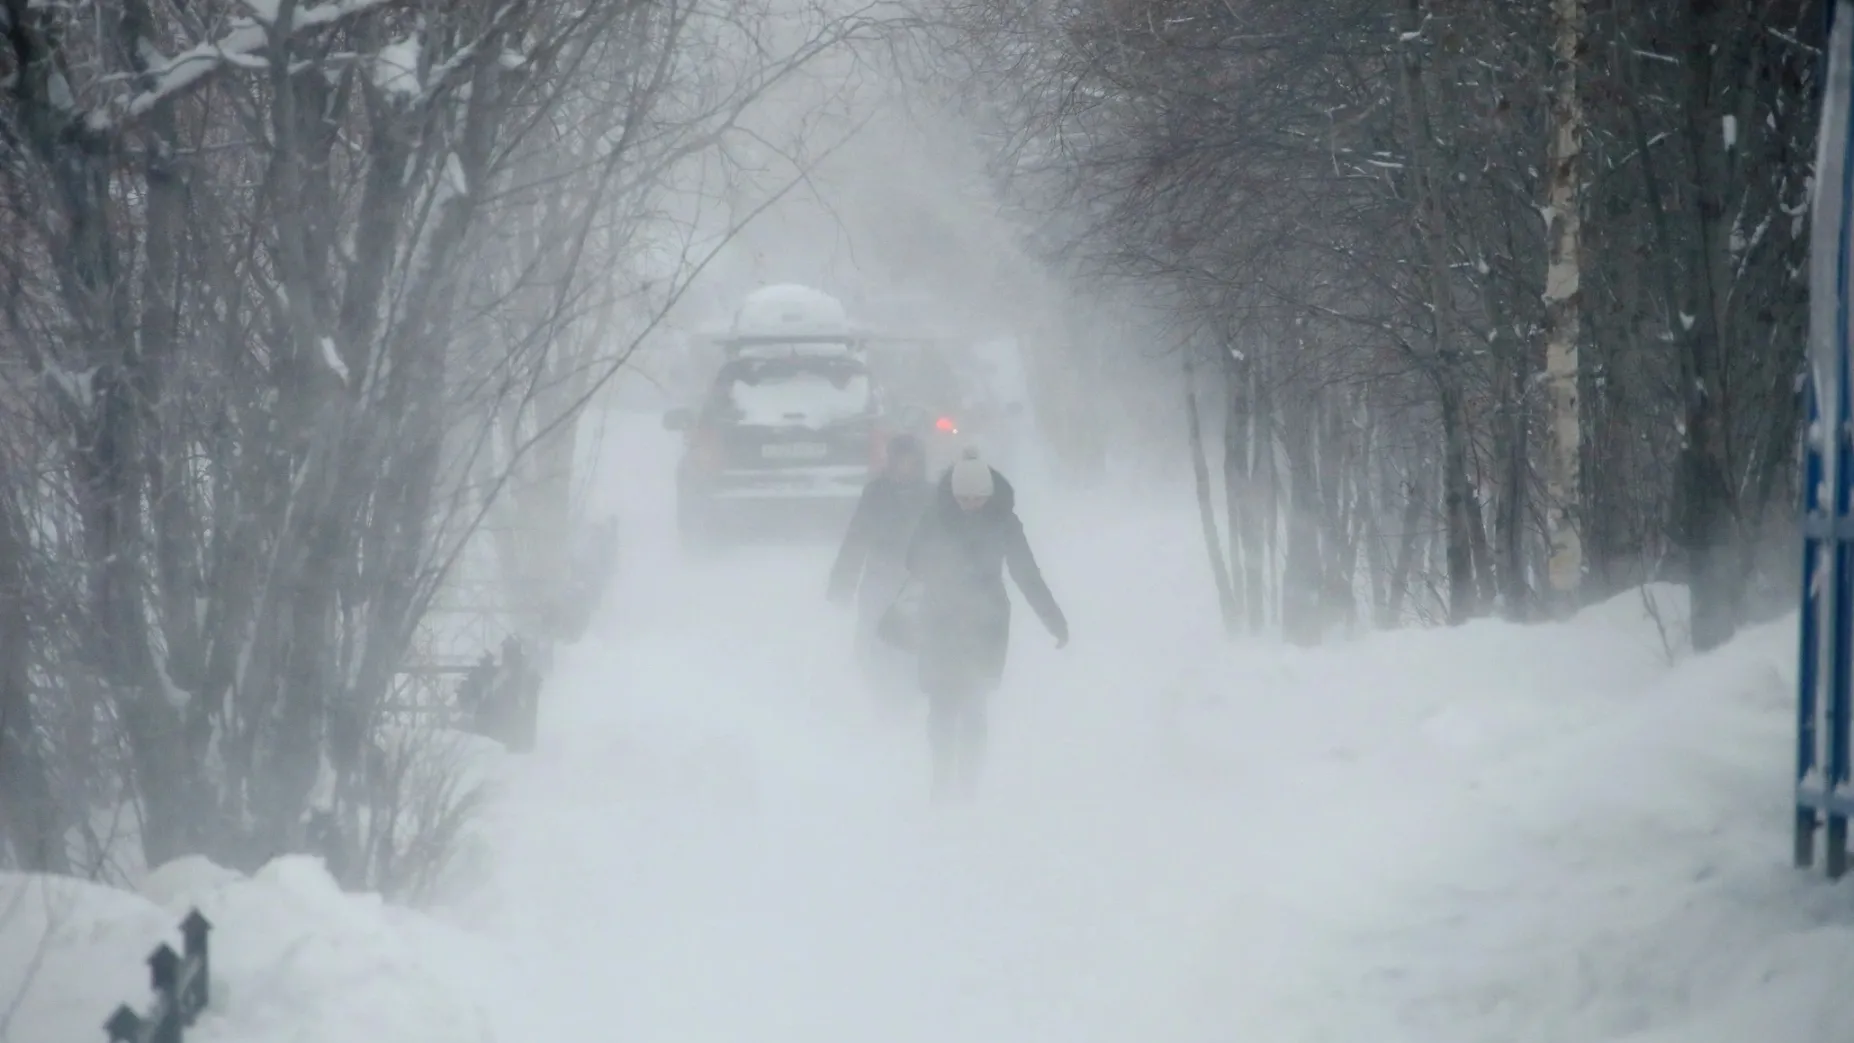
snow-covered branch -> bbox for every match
[91,0,406,131]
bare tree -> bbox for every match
[920,0,1819,643]
[0,0,874,876]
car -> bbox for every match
[664,348,888,550]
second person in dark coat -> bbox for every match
[829,434,935,700]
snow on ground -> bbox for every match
[6,414,1853,1042]
[0,854,501,1043]
[1162,597,1853,1042]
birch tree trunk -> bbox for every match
[1541,0,1586,618]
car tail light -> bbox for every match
[935,416,958,434]
[691,426,726,472]
[869,427,888,471]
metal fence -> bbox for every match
[1797,0,1854,881]
[388,634,543,753]
[103,909,212,1043]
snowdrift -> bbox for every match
[0,855,502,1043]
[1159,584,1854,1042]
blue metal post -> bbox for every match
[1827,0,1854,876]
[1830,330,1853,878]
[1798,377,1823,868]
[1799,0,1854,879]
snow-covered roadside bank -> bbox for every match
[0,854,505,1043]
[1381,612,1854,1043]
[1162,589,1854,1042]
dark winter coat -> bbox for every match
[828,473,935,603]
[904,468,1067,697]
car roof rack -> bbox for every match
[716,334,868,361]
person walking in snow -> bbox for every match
[898,446,1068,800]
[829,433,935,701]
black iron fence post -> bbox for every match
[180,910,210,1017]
[103,909,213,1043]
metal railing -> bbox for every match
[103,909,212,1043]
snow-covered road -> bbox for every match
[469,453,1318,1043]
[457,423,1381,1040]
[432,424,1588,1042]
[439,418,1854,1043]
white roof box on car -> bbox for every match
[729,284,856,341]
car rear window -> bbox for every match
[713,358,873,426]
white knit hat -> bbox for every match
[949,447,994,499]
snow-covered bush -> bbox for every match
[325,724,503,905]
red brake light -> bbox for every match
[935,416,958,433]
[692,426,725,471]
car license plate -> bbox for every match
[761,442,828,460]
